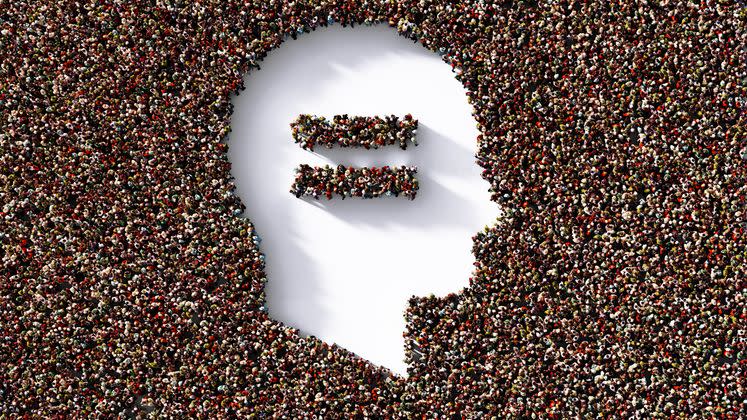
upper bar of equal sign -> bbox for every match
[290,114,418,151]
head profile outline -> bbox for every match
[228,24,499,375]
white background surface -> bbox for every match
[228,25,500,375]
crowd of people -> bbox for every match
[291,114,419,151]
[290,164,419,200]
[1,0,745,417]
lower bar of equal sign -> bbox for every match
[290,164,419,200]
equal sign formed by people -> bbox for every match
[289,114,420,200]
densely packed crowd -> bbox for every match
[291,114,419,150]
[1,0,745,417]
[290,164,419,200]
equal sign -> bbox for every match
[289,114,420,200]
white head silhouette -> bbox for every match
[229,25,499,375]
